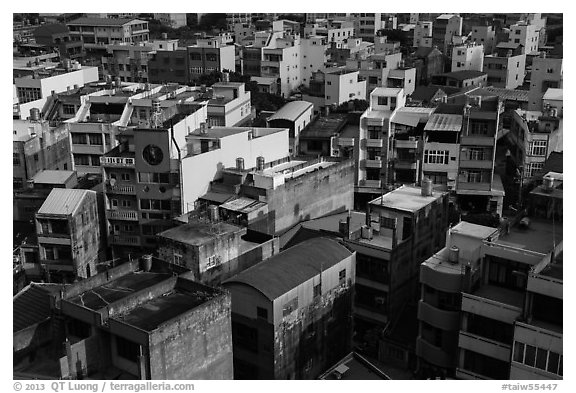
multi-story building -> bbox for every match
[13,118,72,191]
[432,14,463,54]
[456,96,505,215]
[527,54,562,111]
[298,113,353,157]
[413,21,433,48]
[187,37,236,82]
[322,68,367,107]
[260,31,302,98]
[207,79,252,127]
[54,257,233,379]
[451,43,484,72]
[346,51,415,97]
[157,219,279,286]
[508,23,540,54]
[417,221,497,377]
[356,87,406,198]
[223,237,356,379]
[430,70,487,90]
[471,25,496,55]
[33,23,84,61]
[389,106,436,184]
[233,22,255,44]
[66,17,149,48]
[353,13,383,43]
[35,188,102,282]
[408,46,445,86]
[326,37,374,67]
[153,13,187,28]
[300,35,328,87]
[508,103,563,183]
[266,100,314,155]
[303,20,355,44]
[101,41,179,83]
[147,48,189,84]
[13,60,99,105]
[483,43,526,89]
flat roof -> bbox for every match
[158,222,242,246]
[267,101,313,122]
[493,218,562,255]
[224,237,352,300]
[250,76,276,85]
[113,288,213,331]
[32,170,75,185]
[450,221,497,239]
[369,185,443,213]
[68,271,171,311]
[37,188,92,216]
[300,114,348,139]
[67,17,145,26]
[424,113,463,132]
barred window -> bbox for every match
[424,150,449,164]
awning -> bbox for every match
[198,191,235,204]
[391,112,420,127]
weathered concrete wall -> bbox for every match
[244,159,355,235]
[59,334,103,379]
[148,292,233,380]
[13,320,52,356]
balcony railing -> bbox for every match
[360,179,382,188]
[109,234,141,246]
[461,292,522,324]
[364,159,383,169]
[415,337,455,369]
[366,138,383,148]
[458,159,493,170]
[394,160,417,170]
[337,137,355,147]
[106,209,138,221]
[106,184,135,195]
[458,331,511,362]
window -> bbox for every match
[62,104,76,115]
[513,342,525,363]
[121,200,132,208]
[377,96,388,105]
[339,269,346,283]
[524,345,536,367]
[470,121,489,135]
[313,283,321,299]
[529,140,547,156]
[74,154,90,166]
[121,173,130,181]
[525,162,544,178]
[13,177,24,189]
[283,297,298,317]
[13,153,20,166]
[206,255,221,268]
[257,307,268,320]
[89,134,103,145]
[424,150,449,164]
[72,133,87,144]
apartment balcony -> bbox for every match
[460,136,495,146]
[106,209,139,221]
[395,139,418,149]
[109,234,141,246]
[40,259,74,271]
[337,137,355,147]
[527,273,563,300]
[418,300,461,332]
[363,158,383,169]
[354,304,388,325]
[420,264,465,293]
[366,138,383,148]
[458,159,494,170]
[394,160,417,170]
[105,184,135,195]
[37,235,72,246]
[461,290,523,324]
[359,179,382,188]
[100,156,135,168]
[356,276,389,293]
[415,337,455,369]
[261,59,281,67]
[458,331,511,362]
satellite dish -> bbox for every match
[109,178,116,187]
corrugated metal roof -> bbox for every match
[424,113,463,132]
[220,197,267,214]
[37,188,92,216]
[13,283,65,332]
[223,237,352,300]
[199,191,235,204]
[32,170,75,185]
[67,17,142,26]
[267,101,313,122]
[391,112,421,127]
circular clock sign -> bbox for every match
[142,144,163,166]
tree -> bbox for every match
[199,13,227,31]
